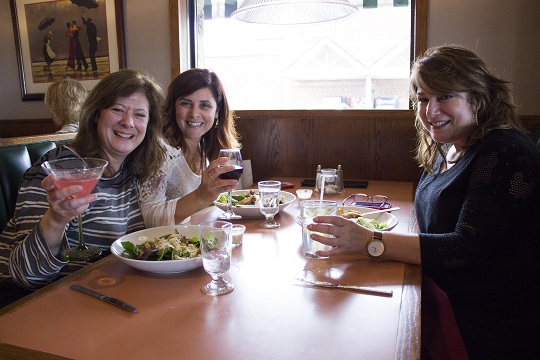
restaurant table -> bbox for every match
[0,178,421,360]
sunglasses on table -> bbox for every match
[342,194,391,209]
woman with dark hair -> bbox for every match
[137,68,241,227]
[0,69,166,306]
[307,45,540,359]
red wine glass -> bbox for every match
[217,149,243,220]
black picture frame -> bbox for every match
[10,0,126,101]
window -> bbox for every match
[174,0,427,110]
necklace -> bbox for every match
[185,148,200,174]
[189,154,197,173]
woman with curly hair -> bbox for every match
[0,69,166,306]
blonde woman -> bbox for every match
[44,78,88,133]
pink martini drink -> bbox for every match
[54,176,100,198]
[41,157,108,261]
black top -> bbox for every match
[415,129,540,359]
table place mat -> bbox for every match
[301,179,368,188]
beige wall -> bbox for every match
[427,0,540,115]
[1,0,539,125]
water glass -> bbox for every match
[258,180,281,228]
[198,221,234,295]
[300,200,337,258]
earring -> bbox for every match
[214,118,219,128]
[475,112,479,126]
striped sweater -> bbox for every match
[0,146,144,290]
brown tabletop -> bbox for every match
[0,178,420,360]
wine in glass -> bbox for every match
[258,180,281,228]
[198,221,234,295]
[42,157,108,261]
[217,149,243,220]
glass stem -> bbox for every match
[227,190,233,213]
[77,214,87,250]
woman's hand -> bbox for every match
[307,215,372,257]
[197,157,238,203]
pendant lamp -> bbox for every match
[231,0,359,25]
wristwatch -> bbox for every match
[366,230,385,258]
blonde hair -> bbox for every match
[44,78,88,127]
[409,45,525,173]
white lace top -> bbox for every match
[137,141,205,227]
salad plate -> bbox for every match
[110,225,203,274]
[295,206,398,231]
[214,189,296,218]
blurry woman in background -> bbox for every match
[45,78,88,133]
[137,68,241,227]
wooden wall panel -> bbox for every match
[235,110,422,184]
[2,112,538,184]
[0,118,57,138]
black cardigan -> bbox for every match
[415,129,540,359]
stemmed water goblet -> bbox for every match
[198,221,234,295]
[217,149,243,220]
[42,157,108,261]
[258,180,281,228]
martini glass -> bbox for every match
[42,157,108,261]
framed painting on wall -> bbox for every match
[9,0,125,101]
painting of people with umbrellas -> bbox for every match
[10,0,124,100]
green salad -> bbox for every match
[216,191,256,206]
[356,217,387,230]
[121,229,201,261]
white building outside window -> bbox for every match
[196,0,411,110]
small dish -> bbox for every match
[296,189,313,200]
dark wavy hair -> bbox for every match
[70,69,166,181]
[409,45,525,173]
[162,68,240,161]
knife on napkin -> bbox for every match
[296,278,393,297]
[71,284,138,313]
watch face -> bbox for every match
[367,240,385,257]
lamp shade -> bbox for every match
[231,0,359,25]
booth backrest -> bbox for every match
[0,134,74,233]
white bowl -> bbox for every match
[338,206,398,231]
[295,206,398,231]
[214,189,296,218]
[110,225,203,274]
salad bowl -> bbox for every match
[110,225,203,274]
[214,189,296,218]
